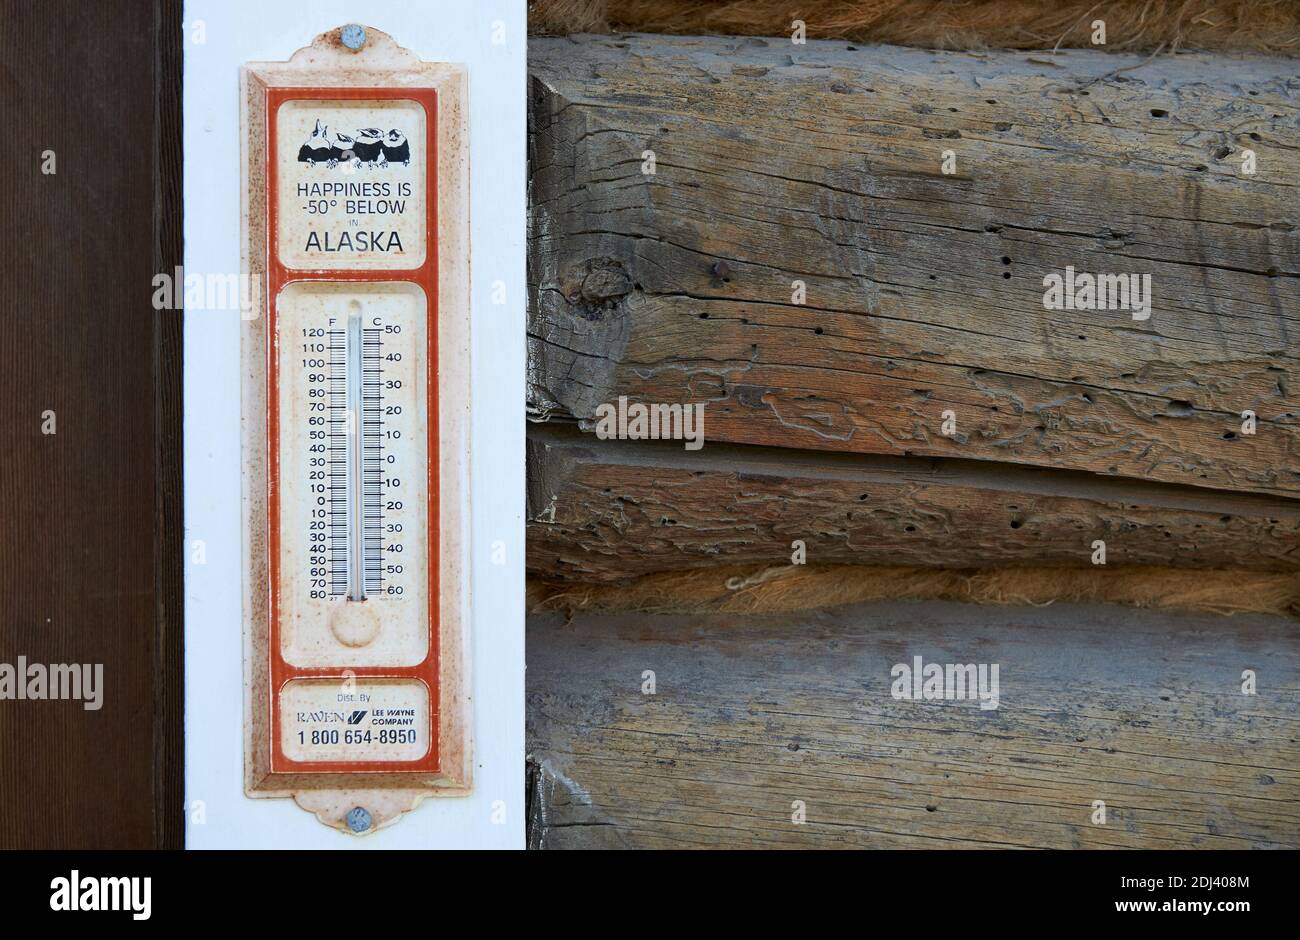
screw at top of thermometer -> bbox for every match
[346,311,367,602]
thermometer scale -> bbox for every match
[343,309,372,605]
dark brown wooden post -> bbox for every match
[0,0,183,849]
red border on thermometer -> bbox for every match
[265,86,440,774]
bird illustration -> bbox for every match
[297,120,334,165]
[352,127,385,165]
[381,129,410,166]
[330,131,358,165]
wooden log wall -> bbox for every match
[530,424,1300,581]
[527,601,1300,849]
[525,34,1299,851]
[526,35,1300,580]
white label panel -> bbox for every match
[280,678,431,763]
[276,98,428,270]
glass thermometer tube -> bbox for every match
[346,310,366,603]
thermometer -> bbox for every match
[244,59,470,830]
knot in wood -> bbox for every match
[581,259,632,304]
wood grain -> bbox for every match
[527,601,1300,848]
[0,0,183,848]
[528,36,1300,496]
[152,0,185,851]
[527,424,1300,581]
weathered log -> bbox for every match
[528,36,1300,496]
[526,601,1300,848]
[527,424,1300,581]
